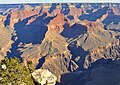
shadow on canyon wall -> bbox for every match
[61,3,70,15]
[103,15,120,25]
[35,55,46,69]
[4,14,11,27]
[79,7,108,21]
[61,23,87,39]
[48,3,58,13]
[60,58,120,85]
[6,13,56,59]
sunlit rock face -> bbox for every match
[47,13,65,33]
[0,15,13,61]
[109,7,120,15]
[21,30,78,82]
[0,15,6,24]
[78,19,117,52]
[62,18,119,69]
[10,5,42,28]
[32,69,57,85]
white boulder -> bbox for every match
[32,69,57,85]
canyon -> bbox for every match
[0,3,119,85]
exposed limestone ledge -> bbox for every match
[32,69,57,85]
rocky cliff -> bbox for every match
[21,30,78,82]
[0,15,13,60]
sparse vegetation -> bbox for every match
[0,57,34,85]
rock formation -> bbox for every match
[21,30,78,82]
[47,13,65,33]
[63,19,119,69]
[0,15,13,60]
[32,69,57,85]
[10,5,42,28]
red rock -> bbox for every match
[0,15,6,25]
[10,6,41,28]
[52,8,61,16]
[100,14,108,21]
[110,7,120,15]
[47,13,65,33]
[69,7,83,16]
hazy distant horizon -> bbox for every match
[0,0,120,4]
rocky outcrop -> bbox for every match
[66,19,117,52]
[0,15,6,24]
[32,69,57,85]
[47,13,65,33]
[21,30,70,64]
[78,19,117,52]
[100,14,108,21]
[0,18,13,61]
[64,19,119,69]
[21,30,77,82]
[110,7,120,15]
[38,31,77,81]
[10,5,41,28]
[68,7,83,22]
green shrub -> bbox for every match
[0,57,34,85]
